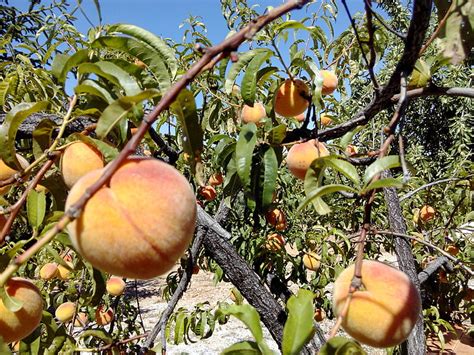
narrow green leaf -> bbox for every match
[74,79,114,104]
[0,80,9,107]
[241,51,272,106]
[360,177,404,194]
[282,289,315,355]
[221,341,262,354]
[262,147,278,209]
[171,89,204,173]
[225,49,269,94]
[57,49,90,83]
[0,286,23,312]
[95,89,160,139]
[267,124,287,145]
[32,119,55,160]
[27,190,46,229]
[78,61,141,96]
[0,102,49,169]
[299,184,357,213]
[339,126,364,149]
[363,156,400,184]
[83,262,107,306]
[50,53,70,80]
[236,123,257,189]
[409,59,431,88]
[108,24,178,77]
[321,156,360,184]
[92,36,171,90]
[78,329,112,344]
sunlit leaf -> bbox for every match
[363,156,400,184]
[236,123,257,190]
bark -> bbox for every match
[383,171,426,355]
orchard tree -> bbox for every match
[0,0,473,354]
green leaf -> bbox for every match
[67,133,119,163]
[321,156,360,185]
[221,341,262,354]
[0,102,49,169]
[32,119,55,160]
[299,184,357,213]
[171,89,204,173]
[74,79,115,104]
[360,177,404,194]
[78,61,141,96]
[282,289,315,355]
[78,329,112,344]
[241,50,272,106]
[82,262,106,306]
[319,336,366,355]
[225,49,269,94]
[50,53,70,81]
[339,126,364,149]
[0,285,23,312]
[409,59,431,88]
[236,123,257,190]
[27,190,46,229]
[267,124,287,145]
[108,24,178,78]
[57,49,90,83]
[95,89,160,139]
[363,156,400,184]
[261,147,278,209]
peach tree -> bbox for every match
[0,0,472,353]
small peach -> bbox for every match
[314,308,326,322]
[303,251,321,271]
[0,155,29,196]
[208,173,224,186]
[419,205,435,222]
[106,276,126,297]
[74,312,89,327]
[265,233,285,252]
[265,208,287,231]
[274,79,310,117]
[286,139,329,180]
[57,261,74,280]
[445,245,459,256]
[95,306,114,326]
[241,103,266,124]
[345,144,357,156]
[199,185,217,201]
[39,263,58,280]
[320,114,332,126]
[319,70,338,95]
[55,302,76,323]
[61,141,104,189]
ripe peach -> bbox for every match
[286,139,329,180]
[294,112,306,122]
[39,263,58,280]
[55,302,76,323]
[61,141,104,189]
[0,278,43,343]
[74,312,89,327]
[265,233,285,252]
[445,245,459,256]
[208,173,224,186]
[65,157,197,279]
[241,103,266,124]
[345,144,357,156]
[319,70,338,95]
[333,260,421,348]
[57,261,73,280]
[274,79,309,117]
[95,306,114,326]
[320,114,332,126]
[303,251,321,271]
[314,308,326,322]
[106,277,126,296]
[0,155,29,195]
[419,205,435,222]
[199,185,217,201]
[265,208,287,231]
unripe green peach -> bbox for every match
[0,155,29,196]
[333,260,421,348]
[0,278,43,343]
[241,103,266,124]
[39,263,58,280]
[55,302,76,323]
[274,79,309,117]
[61,141,104,189]
[106,277,126,296]
[65,157,196,279]
[286,139,329,180]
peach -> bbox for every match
[274,79,309,117]
[314,308,326,322]
[294,112,306,122]
[65,157,196,279]
[286,139,329,180]
[241,103,266,124]
[74,312,89,327]
[61,141,104,189]
[39,263,58,280]
[95,306,114,326]
[333,260,421,348]
[420,205,435,222]
[55,302,76,323]
[57,262,73,280]
[0,278,43,343]
[345,144,358,156]
[265,208,287,231]
[303,251,321,271]
[320,114,332,126]
[319,70,338,95]
[0,155,29,195]
[265,233,285,252]
[208,173,224,186]
[445,245,459,256]
[106,277,126,296]
[199,185,217,201]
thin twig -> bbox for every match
[364,0,380,90]
[364,0,406,40]
[419,1,455,55]
[399,175,472,201]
